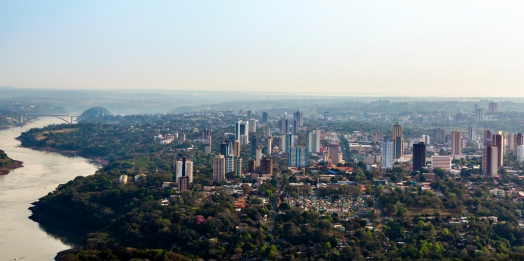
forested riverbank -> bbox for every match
[0,149,22,175]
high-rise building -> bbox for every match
[213,155,226,182]
[281,133,296,154]
[239,135,248,146]
[255,146,262,167]
[483,129,492,146]
[432,128,445,144]
[412,142,426,171]
[421,135,431,145]
[394,136,403,160]
[450,130,462,156]
[262,112,268,123]
[248,119,257,133]
[393,122,404,159]
[289,146,308,167]
[176,157,193,184]
[234,157,242,177]
[492,132,505,167]
[247,110,252,119]
[220,141,229,156]
[488,102,498,113]
[250,135,258,156]
[278,120,285,134]
[228,137,236,156]
[308,130,321,153]
[202,129,212,140]
[508,133,515,154]
[482,146,498,177]
[260,157,272,174]
[432,156,451,170]
[328,144,342,164]
[393,122,403,138]
[264,125,270,137]
[178,133,186,144]
[225,156,235,173]
[294,111,303,127]
[467,126,476,141]
[247,159,256,173]
[381,140,394,168]
[178,176,189,192]
[278,119,297,134]
[476,108,484,121]
[266,137,273,156]
[518,133,524,146]
[234,140,241,157]
[517,145,524,162]
[372,130,383,143]
[235,121,249,142]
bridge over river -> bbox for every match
[0,111,78,125]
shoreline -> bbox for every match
[0,160,23,175]
[22,146,109,167]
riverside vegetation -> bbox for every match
[0,149,22,175]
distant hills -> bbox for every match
[79,107,111,121]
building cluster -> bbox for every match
[148,103,524,193]
[153,133,177,144]
[377,117,524,177]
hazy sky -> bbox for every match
[2,1,524,96]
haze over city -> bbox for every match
[2,1,524,96]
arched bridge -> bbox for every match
[0,110,79,125]
[21,115,79,124]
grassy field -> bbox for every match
[35,128,78,141]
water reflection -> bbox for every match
[37,223,84,247]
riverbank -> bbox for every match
[0,160,23,175]
[0,117,101,260]
[22,146,108,166]
[0,148,23,175]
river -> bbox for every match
[0,118,99,261]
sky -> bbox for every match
[1,1,524,96]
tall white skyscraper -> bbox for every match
[235,121,249,143]
[176,157,193,183]
[381,141,394,168]
[281,133,296,154]
[266,137,272,156]
[308,130,321,153]
[421,135,430,145]
[248,119,257,133]
[517,145,524,162]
